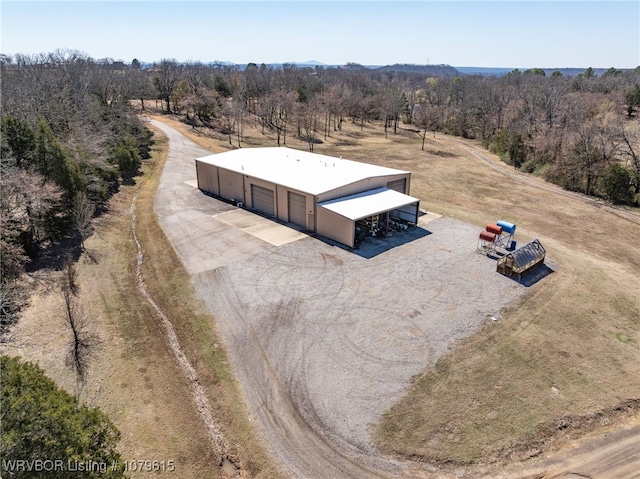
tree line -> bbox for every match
[139,57,640,203]
[1,50,152,333]
[1,50,149,475]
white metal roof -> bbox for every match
[195,147,409,195]
[318,187,419,220]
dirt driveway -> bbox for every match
[150,120,527,478]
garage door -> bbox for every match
[387,178,407,194]
[288,191,306,228]
[251,184,275,217]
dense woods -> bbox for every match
[1,50,639,338]
[0,50,152,334]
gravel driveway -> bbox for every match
[151,120,526,478]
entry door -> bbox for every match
[288,191,306,228]
[251,184,275,216]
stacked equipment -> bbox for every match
[476,220,516,254]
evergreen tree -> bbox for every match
[0,356,127,479]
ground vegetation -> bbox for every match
[146,112,639,473]
[0,50,152,337]
[2,49,639,476]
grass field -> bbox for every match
[12,104,640,476]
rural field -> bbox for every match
[10,106,640,478]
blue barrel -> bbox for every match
[497,220,516,235]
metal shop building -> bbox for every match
[195,147,420,247]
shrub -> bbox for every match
[0,356,127,479]
[109,138,142,174]
[602,163,634,204]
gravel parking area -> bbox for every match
[151,119,526,478]
[194,216,525,478]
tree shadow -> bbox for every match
[25,231,100,274]
[426,149,459,158]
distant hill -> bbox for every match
[201,61,461,76]
[133,61,632,78]
[455,67,514,76]
[456,66,634,77]
[373,63,460,76]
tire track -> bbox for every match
[453,139,640,226]
[196,268,396,479]
[129,192,231,467]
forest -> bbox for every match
[1,50,639,338]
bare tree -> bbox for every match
[72,192,95,257]
[274,90,295,146]
[184,60,205,94]
[0,166,62,254]
[380,86,405,138]
[298,100,321,152]
[414,103,441,150]
[220,100,236,145]
[153,59,183,113]
[61,277,100,401]
[233,96,245,147]
[617,117,640,179]
[129,65,154,110]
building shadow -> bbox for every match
[513,264,555,287]
[481,243,555,287]
[318,226,433,259]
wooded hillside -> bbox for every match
[1,50,152,335]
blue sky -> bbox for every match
[1,1,638,68]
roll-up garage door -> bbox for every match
[387,178,407,194]
[251,184,275,216]
[288,191,306,228]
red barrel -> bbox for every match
[479,231,497,242]
[486,224,503,235]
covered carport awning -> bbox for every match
[318,187,420,222]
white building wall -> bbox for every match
[317,173,411,202]
[316,208,355,248]
[218,168,245,202]
[195,161,220,196]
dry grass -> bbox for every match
[144,109,640,467]
[132,127,283,478]
[366,134,640,466]
[10,129,283,478]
